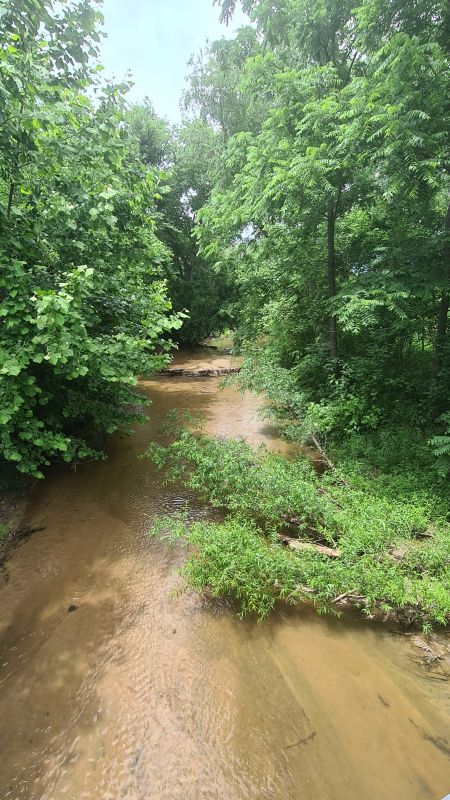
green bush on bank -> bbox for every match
[147,424,450,628]
[0,1,182,478]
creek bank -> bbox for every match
[0,485,33,566]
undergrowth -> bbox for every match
[146,416,450,629]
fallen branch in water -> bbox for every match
[299,585,425,628]
[159,367,241,377]
[332,589,358,604]
[298,585,367,608]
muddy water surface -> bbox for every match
[0,350,449,800]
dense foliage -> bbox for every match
[183,0,450,449]
[0,0,181,477]
[155,119,236,343]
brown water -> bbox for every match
[0,349,449,800]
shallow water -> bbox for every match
[0,349,449,800]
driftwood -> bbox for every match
[159,367,241,378]
[332,592,367,605]
[332,590,357,604]
[297,584,429,629]
[278,534,341,558]
[297,584,367,607]
[309,433,352,488]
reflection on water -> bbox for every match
[0,350,449,800]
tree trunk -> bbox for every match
[327,196,339,369]
[431,203,450,388]
[436,203,450,347]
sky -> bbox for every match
[99,0,249,122]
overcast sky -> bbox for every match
[99,0,248,122]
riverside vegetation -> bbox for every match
[147,411,450,629]
[1,0,449,626]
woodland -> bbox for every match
[1,0,449,624]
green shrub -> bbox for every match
[0,1,183,477]
[147,424,450,627]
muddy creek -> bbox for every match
[0,350,449,800]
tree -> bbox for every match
[184,25,263,141]
[196,0,449,428]
[0,0,181,477]
[159,119,236,342]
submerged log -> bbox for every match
[159,367,241,378]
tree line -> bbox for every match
[187,0,449,463]
[1,0,449,479]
